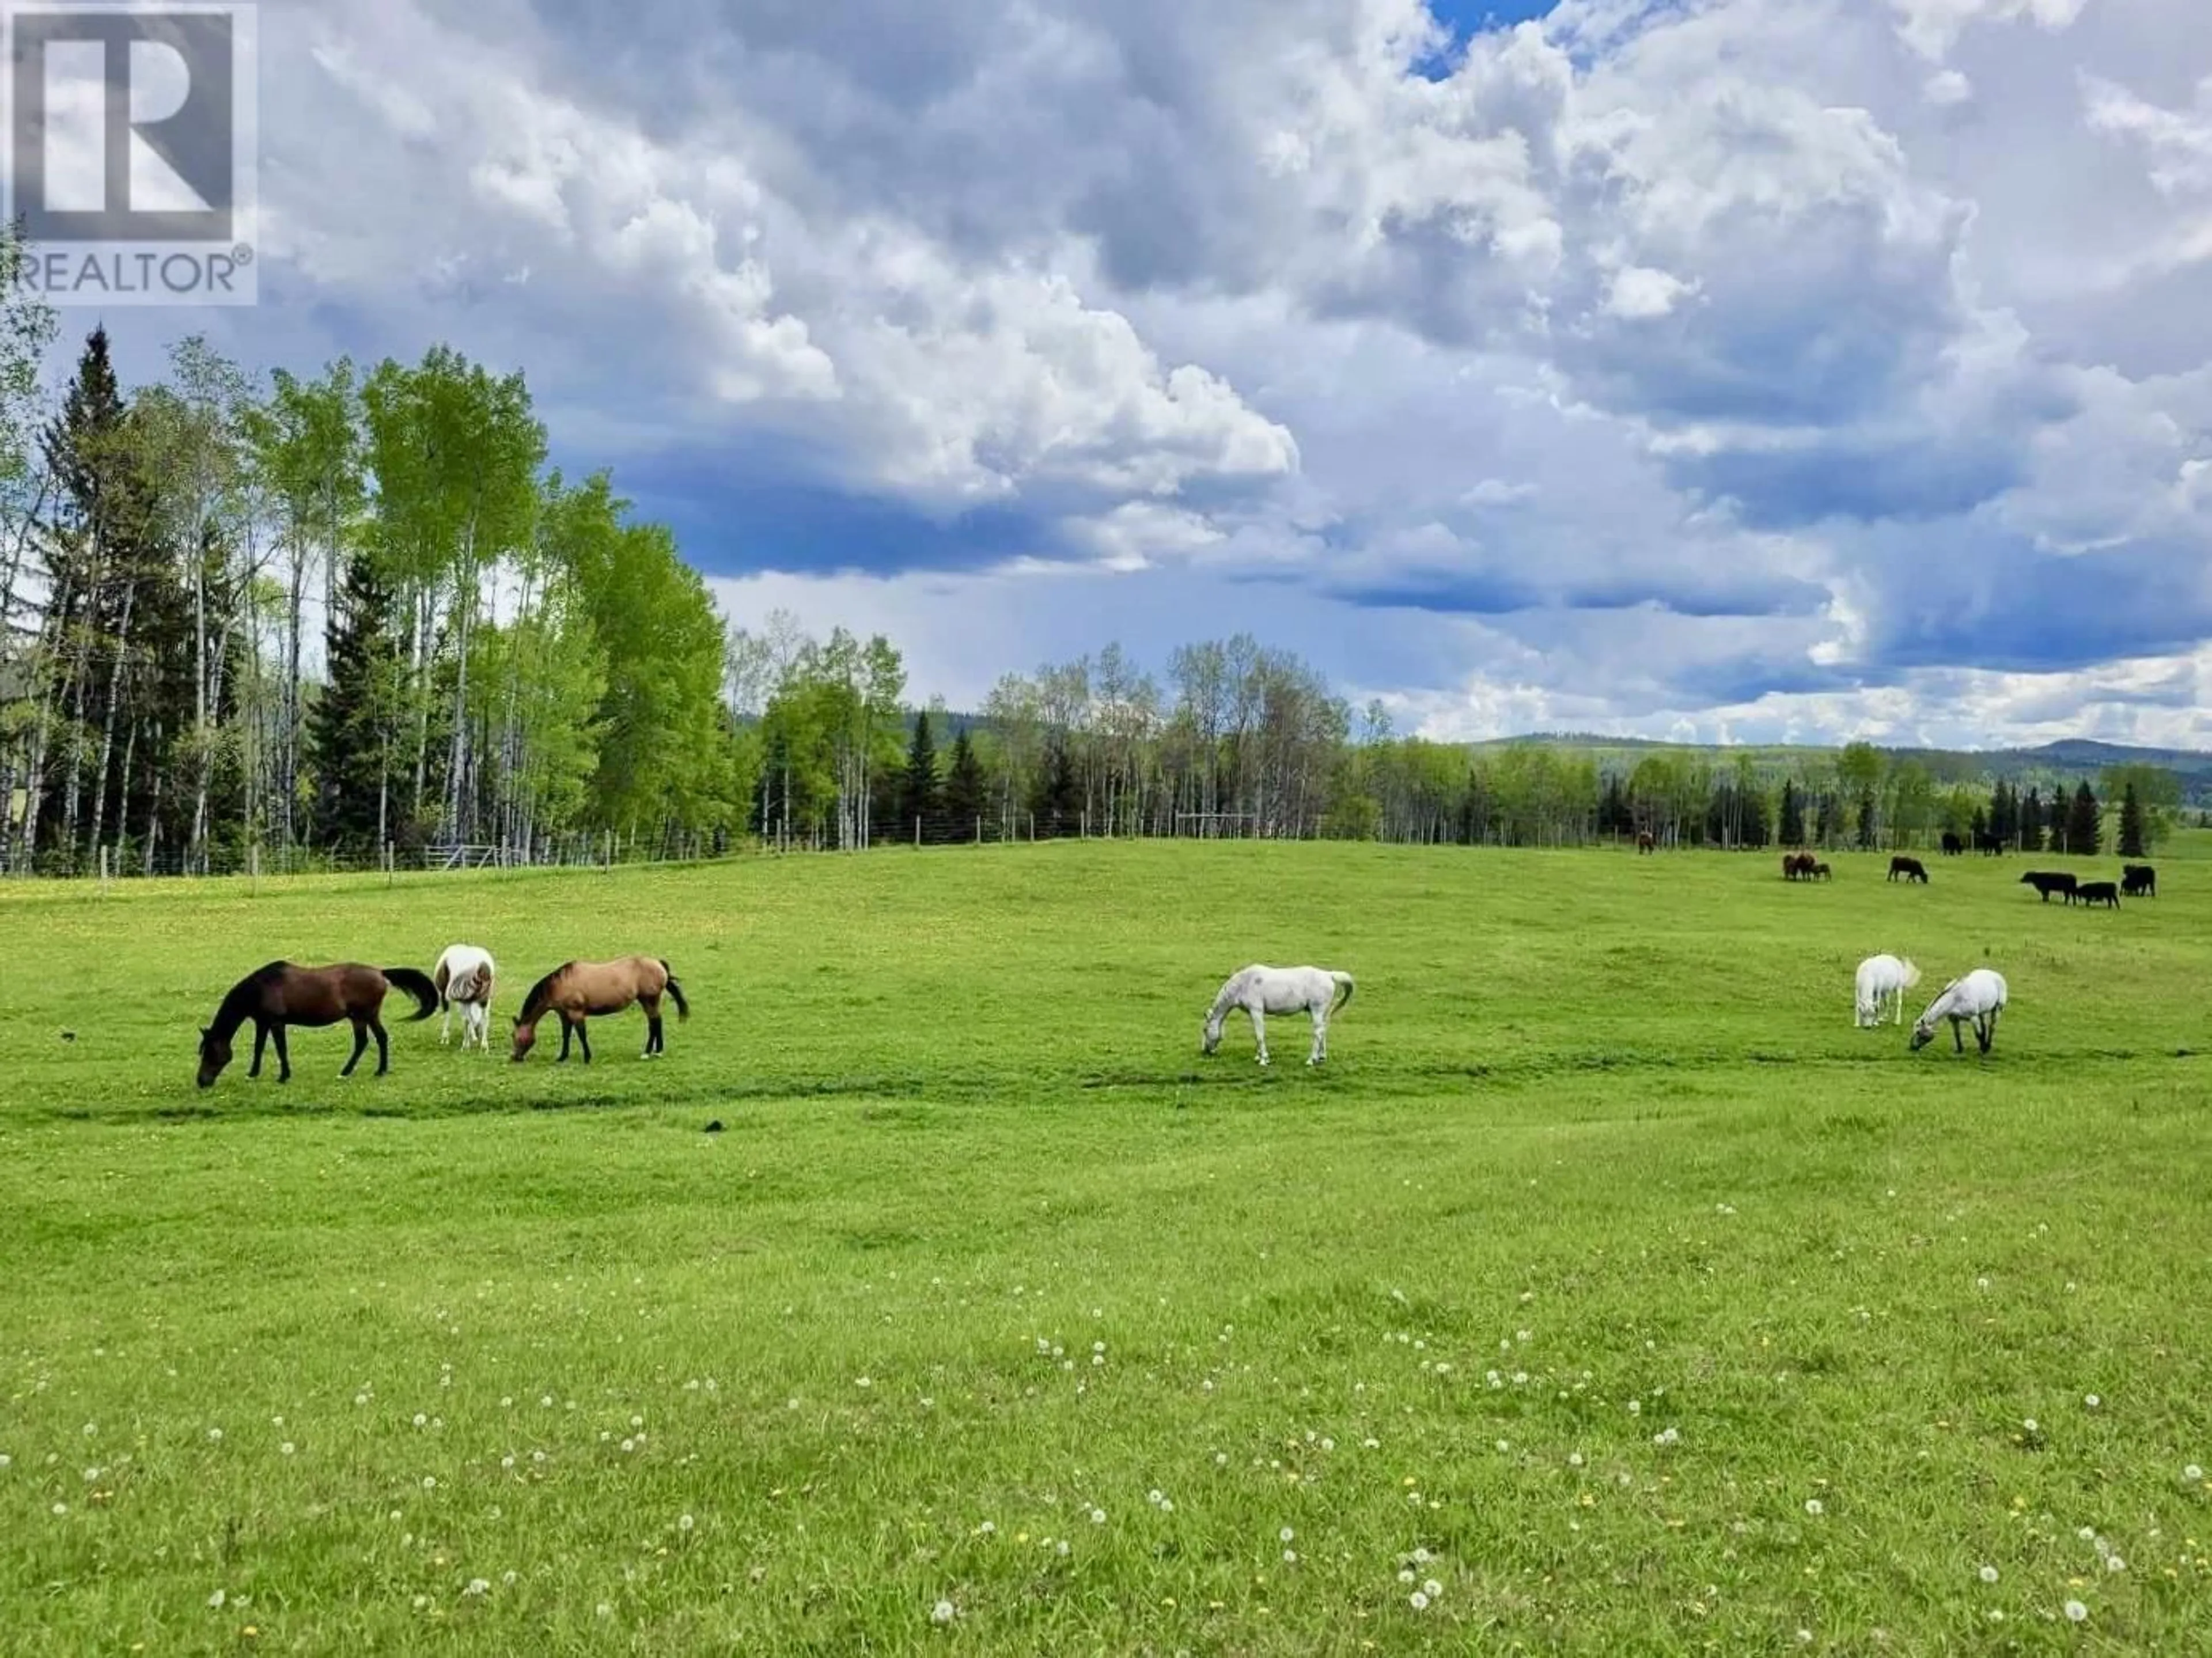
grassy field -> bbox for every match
[3,837,2210,1656]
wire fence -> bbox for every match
[0,804,1290,890]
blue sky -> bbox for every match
[75,0,2212,747]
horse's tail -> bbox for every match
[660,959,690,1020]
[1330,970,1355,1014]
[383,966,440,1021]
[1901,958,1921,988]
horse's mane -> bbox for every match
[517,963,570,1022]
[210,961,289,1036]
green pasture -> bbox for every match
[2,839,2209,1655]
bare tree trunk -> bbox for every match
[84,577,138,860]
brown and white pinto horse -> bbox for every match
[511,955,689,1063]
[196,960,439,1087]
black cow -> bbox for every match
[2122,863,2157,898]
[1940,832,1964,856]
[1888,855,1928,883]
[1976,832,2005,855]
[2076,880,2120,909]
[2019,870,2077,904]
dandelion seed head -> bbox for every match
[2065,1599,2088,1622]
[931,1599,956,1625]
[1979,1565,1998,1583]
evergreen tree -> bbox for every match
[1815,791,1836,847]
[942,725,985,837]
[1779,778,1804,845]
[1855,789,1878,849]
[309,545,403,850]
[1990,780,2017,847]
[1029,738,1080,835]
[2119,781,2146,859]
[899,708,941,839]
[2065,780,2100,855]
[2019,787,2044,853]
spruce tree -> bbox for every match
[942,726,984,837]
[899,710,941,840]
[2119,781,2146,859]
[309,546,400,850]
[2019,787,2044,853]
[1778,779,1804,845]
[2066,780,2100,855]
[1030,739,1080,834]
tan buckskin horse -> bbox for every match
[196,960,439,1087]
[511,955,689,1063]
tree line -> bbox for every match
[0,230,2184,874]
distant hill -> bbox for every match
[1468,734,2212,802]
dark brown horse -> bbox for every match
[1635,831,1655,854]
[196,961,439,1087]
[512,955,689,1063]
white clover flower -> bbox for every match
[2084,1395,2100,1409]
[1088,1507,1105,1524]
[208,1589,226,1608]
[931,1599,956,1625]
[207,1428,223,1443]
[2186,1464,2204,1484]
[1804,1498,1824,1516]
[1979,1565,1998,1583]
[413,1414,427,1428]
[1279,1527,1294,1543]
[279,1442,295,1456]
[464,1578,489,1596]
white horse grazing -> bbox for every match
[432,943,497,1051]
[1910,967,2007,1054]
[1202,964,1355,1067]
[1853,953,1921,1027]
